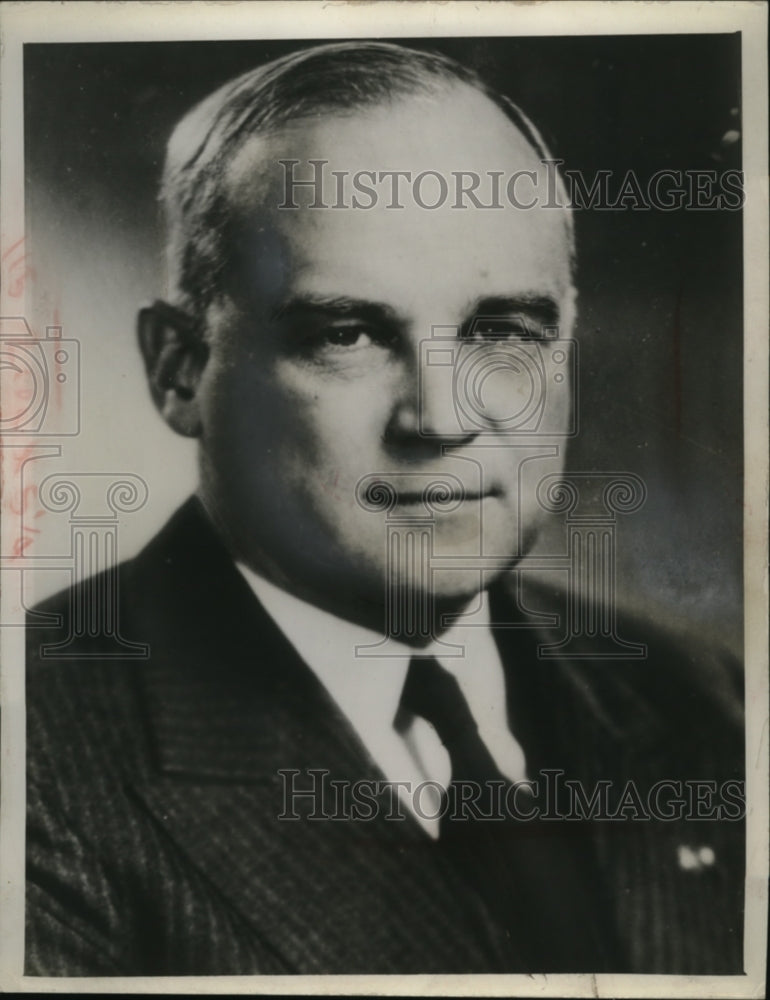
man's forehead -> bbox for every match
[215,82,574,314]
[223,81,549,204]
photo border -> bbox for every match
[1,2,767,996]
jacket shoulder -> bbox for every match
[498,576,744,754]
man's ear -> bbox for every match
[137,301,209,438]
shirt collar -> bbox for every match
[235,562,493,733]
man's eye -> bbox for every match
[466,316,541,340]
[284,319,398,367]
[319,326,374,349]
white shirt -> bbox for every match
[237,564,528,838]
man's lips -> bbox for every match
[355,473,504,513]
[394,488,501,504]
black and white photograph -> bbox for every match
[0,1,767,995]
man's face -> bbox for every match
[192,84,575,614]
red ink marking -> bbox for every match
[1,237,35,298]
[1,442,48,558]
[12,527,40,557]
[8,482,38,517]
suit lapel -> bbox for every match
[129,500,512,973]
[489,583,744,973]
[125,509,741,974]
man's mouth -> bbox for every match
[394,488,501,505]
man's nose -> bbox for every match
[385,352,478,449]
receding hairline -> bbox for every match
[160,41,574,313]
[167,45,470,191]
[221,79,556,205]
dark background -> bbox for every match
[24,35,743,651]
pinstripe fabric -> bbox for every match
[492,587,745,974]
[26,497,745,976]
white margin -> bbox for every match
[0,2,767,997]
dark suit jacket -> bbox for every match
[25,498,745,976]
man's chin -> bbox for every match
[382,565,502,611]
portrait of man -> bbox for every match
[18,25,750,983]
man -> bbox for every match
[25,41,744,976]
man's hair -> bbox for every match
[161,40,574,318]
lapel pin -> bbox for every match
[677,844,716,871]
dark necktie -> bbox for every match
[400,655,614,972]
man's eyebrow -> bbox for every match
[464,295,561,325]
[269,292,561,329]
[270,294,402,324]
